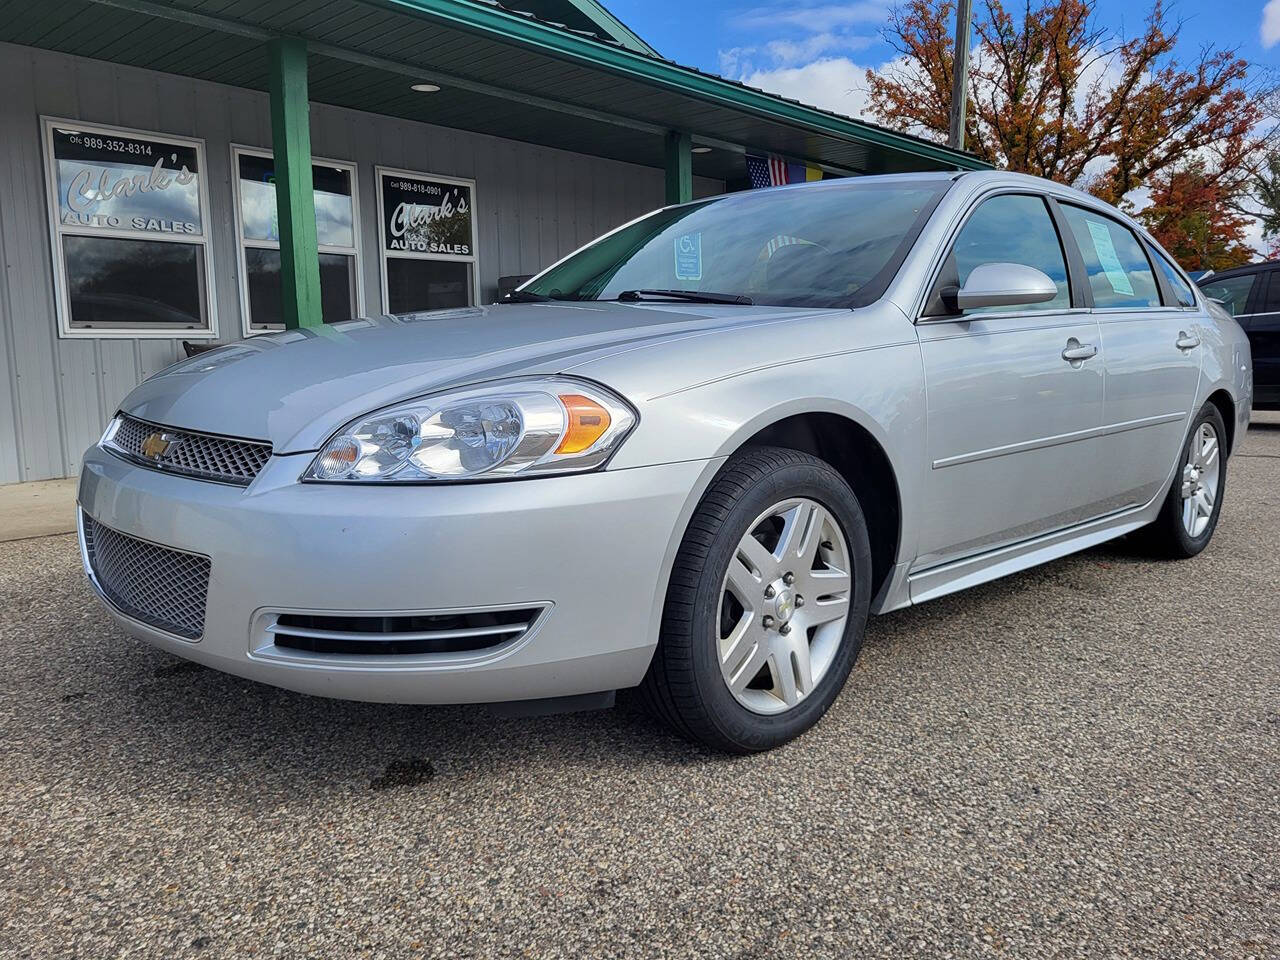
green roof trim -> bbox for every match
[546,0,660,56]
[381,0,990,172]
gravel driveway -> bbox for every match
[2,414,1277,959]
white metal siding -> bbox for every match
[0,41,724,484]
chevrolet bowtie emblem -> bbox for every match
[141,432,178,460]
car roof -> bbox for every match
[1197,260,1278,282]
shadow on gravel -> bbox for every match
[48,535,1157,803]
[49,612,706,804]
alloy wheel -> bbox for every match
[1180,421,1221,538]
[716,498,853,715]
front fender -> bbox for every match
[605,340,928,635]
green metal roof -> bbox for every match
[491,0,659,56]
[0,0,990,180]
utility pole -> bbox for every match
[948,0,973,150]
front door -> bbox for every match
[913,192,1108,571]
[1057,204,1203,507]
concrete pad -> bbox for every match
[0,477,78,542]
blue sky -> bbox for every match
[607,1,1280,122]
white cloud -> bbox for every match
[733,2,890,32]
[716,1,896,119]
[1262,0,1280,48]
[718,46,757,77]
[740,57,874,118]
[765,31,873,65]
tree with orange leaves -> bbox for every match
[1138,162,1254,271]
[866,0,1262,209]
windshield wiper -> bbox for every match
[616,289,754,305]
[502,289,553,303]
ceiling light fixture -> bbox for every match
[691,146,713,154]
[410,83,442,93]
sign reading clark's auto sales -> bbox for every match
[380,173,473,258]
[51,127,204,236]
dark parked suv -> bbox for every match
[1198,262,1279,408]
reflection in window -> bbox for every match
[234,149,360,330]
[52,127,203,233]
[923,194,1069,316]
[948,194,1071,313]
[1198,274,1255,316]
[524,182,945,309]
[386,258,471,313]
[236,153,354,247]
[1152,253,1196,307]
[378,170,478,314]
[244,248,356,326]
[64,235,205,328]
[1061,206,1161,308]
[44,120,212,335]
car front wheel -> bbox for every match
[640,447,872,753]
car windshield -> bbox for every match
[519,179,951,309]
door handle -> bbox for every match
[1061,338,1098,365]
[1176,331,1200,351]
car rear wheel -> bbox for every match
[639,446,872,753]
[1144,402,1228,558]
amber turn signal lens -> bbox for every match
[555,394,612,454]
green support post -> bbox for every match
[664,130,692,206]
[268,37,322,330]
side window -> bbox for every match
[1061,205,1161,308]
[934,194,1071,314]
[1198,274,1256,317]
[1152,252,1196,308]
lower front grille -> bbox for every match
[82,513,211,640]
[267,608,545,656]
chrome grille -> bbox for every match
[106,414,272,485]
[266,608,546,656]
[82,514,211,640]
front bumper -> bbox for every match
[77,445,716,704]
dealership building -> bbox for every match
[0,0,984,486]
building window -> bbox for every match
[42,118,215,338]
[232,147,362,333]
[376,167,479,313]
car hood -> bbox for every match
[120,302,827,453]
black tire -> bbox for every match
[639,446,873,753]
[1143,402,1229,559]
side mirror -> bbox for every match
[953,262,1059,311]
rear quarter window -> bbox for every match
[1152,253,1196,307]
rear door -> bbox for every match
[1240,270,1280,406]
[1199,271,1268,405]
[1057,203,1202,507]
[913,192,1107,570]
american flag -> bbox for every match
[747,153,821,188]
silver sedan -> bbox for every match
[78,171,1253,752]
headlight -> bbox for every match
[304,378,637,483]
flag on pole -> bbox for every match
[746,153,823,188]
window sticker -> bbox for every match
[1086,219,1134,297]
[674,232,703,281]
